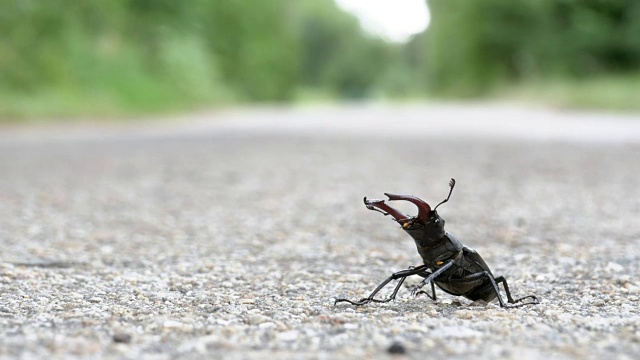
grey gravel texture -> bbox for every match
[1,103,639,359]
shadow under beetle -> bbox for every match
[334,178,539,308]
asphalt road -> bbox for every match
[1,103,639,359]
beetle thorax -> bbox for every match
[414,232,463,265]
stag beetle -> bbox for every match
[334,179,539,308]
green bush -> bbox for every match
[0,0,415,119]
[424,0,640,96]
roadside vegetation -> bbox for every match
[1,0,639,121]
[424,0,640,111]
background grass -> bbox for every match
[498,74,640,112]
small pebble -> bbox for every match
[387,341,406,355]
[113,333,132,344]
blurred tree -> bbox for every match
[201,0,300,101]
[0,0,424,118]
[424,0,640,96]
[293,0,399,99]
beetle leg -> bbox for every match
[334,265,429,306]
[445,272,539,308]
[410,260,454,297]
[333,276,407,306]
[494,276,540,305]
[409,268,437,300]
[415,272,437,301]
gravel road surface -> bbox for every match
[1,103,639,359]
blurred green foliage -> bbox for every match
[3,0,640,120]
[0,0,414,119]
[424,0,640,97]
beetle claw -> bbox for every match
[385,193,432,222]
[363,196,411,223]
[363,197,384,209]
[364,197,390,215]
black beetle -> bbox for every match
[334,178,539,308]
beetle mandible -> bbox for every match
[334,178,539,308]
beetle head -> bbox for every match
[400,209,446,247]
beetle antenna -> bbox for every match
[434,178,456,211]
